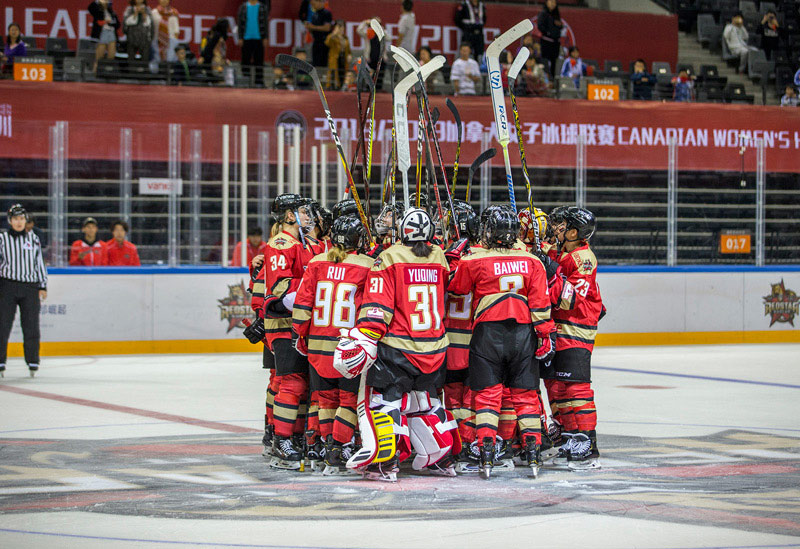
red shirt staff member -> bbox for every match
[105,220,141,266]
[230,225,268,267]
[69,217,107,266]
[0,204,48,378]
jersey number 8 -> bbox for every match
[313,281,358,328]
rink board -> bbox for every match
[8,266,800,356]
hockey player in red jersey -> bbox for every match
[448,206,556,479]
[333,208,459,482]
[293,215,373,475]
[541,206,603,470]
[261,193,317,469]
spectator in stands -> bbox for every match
[237,0,269,87]
[451,42,481,96]
[172,43,195,83]
[418,46,444,89]
[292,48,313,89]
[357,17,382,71]
[630,59,655,100]
[69,218,107,267]
[89,0,120,72]
[781,85,798,107]
[671,68,694,102]
[455,0,485,62]
[325,21,351,90]
[521,54,549,97]
[230,226,266,266]
[304,0,333,68]
[200,18,230,66]
[538,0,563,80]
[397,1,417,54]
[273,65,290,89]
[723,13,751,74]
[152,0,179,62]
[341,69,357,91]
[560,45,586,88]
[124,0,155,62]
[758,10,780,61]
[2,22,26,76]
[106,220,141,266]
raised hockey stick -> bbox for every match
[507,47,539,246]
[355,58,375,217]
[367,19,387,185]
[466,147,497,203]
[485,19,533,213]
[445,98,462,196]
[276,54,374,246]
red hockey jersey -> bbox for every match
[445,291,473,371]
[356,243,449,374]
[448,247,553,334]
[553,243,603,352]
[293,251,374,378]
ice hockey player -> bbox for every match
[262,193,317,469]
[333,208,459,482]
[373,202,404,249]
[292,215,374,474]
[448,205,555,479]
[541,206,603,470]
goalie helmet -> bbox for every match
[374,203,404,237]
[563,206,596,241]
[400,208,434,244]
[483,205,520,249]
[331,214,366,251]
[7,203,28,222]
[332,198,359,220]
[518,207,549,244]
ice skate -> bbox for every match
[28,364,38,378]
[425,454,457,477]
[550,433,575,466]
[455,441,481,473]
[492,436,515,471]
[567,433,601,471]
[540,421,563,461]
[269,435,303,470]
[261,425,274,457]
[522,440,542,479]
[361,457,399,482]
[321,438,358,476]
[478,438,494,480]
[306,434,325,472]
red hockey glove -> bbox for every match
[445,237,470,264]
[535,330,556,362]
[333,327,378,378]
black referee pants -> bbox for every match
[0,278,41,365]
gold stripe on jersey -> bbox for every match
[476,408,500,432]
[342,253,377,268]
[556,320,597,344]
[530,305,552,326]
[369,242,449,271]
[270,278,291,298]
[336,406,358,429]
[474,292,529,321]
[265,318,292,333]
[381,333,449,355]
[446,328,472,348]
[252,281,265,299]
[512,239,528,251]
[517,413,542,435]
[308,335,339,355]
[357,302,393,327]
[318,406,337,424]
[268,233,301,250]
[292,304,312,324]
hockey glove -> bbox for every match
[365,243,383,259]
[445,238,470,264]
[242,317,266,344]
[536,251,559,281]
[333,327,378,379]
[264,295,289,317]
[534,330,556,362]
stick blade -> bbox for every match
[469,148,497,177]
[485,19,534,57]
[357,57,374,91]
[508,47,530,81]
[276,53,314,75]
[431,107,440,125]
[370,18,385,42]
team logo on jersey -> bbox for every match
[763,279,799,327]
[366,307,384,320]
[218,280,255,333]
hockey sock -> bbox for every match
[333,387,357,445]
[272,373,307,437]
[497,386,517,441]
[461,386,476,443]
[474,383,503,444]
[266,374,281,427]
[444,381,469,433]
[545,379,572,429]
[565,382,597,433]
[306,398,320,443]
[295,399,309,436]
[316,389,338,440]
[510,387,542,445]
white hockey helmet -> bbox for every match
[400,208,434,244]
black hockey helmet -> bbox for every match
[563,206,596,241]
[308,200,333,237]
[331,214,366,251]
[453,203,479,242]
[409,192,428,211]
[332,198,359,220]
[272,193,307,221]
[400,208,434,244]
[483,205,520,249]
[375,202,404,236]
[7,203,28,222]
[549,205,569,226]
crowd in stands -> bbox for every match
[2,0,798,105]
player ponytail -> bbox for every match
[326,244,350,264]
[270,222,282,237]
[410,241,433,258]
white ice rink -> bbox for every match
[1,344,799,549]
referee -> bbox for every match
[0,204,48,378]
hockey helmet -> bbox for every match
[308,200,333,237]
[549,205,569,226]
[518,207,549,244]
[400,208,434,244]
[331,214,366,251]
[375,202,404,237]
[454,204,480,242]
[7,203,28,222]
[332,198,359,220]
[563,206,596,241]
[483,205,520,249]
[409,192,429,211]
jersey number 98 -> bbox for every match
[313,281,358,328]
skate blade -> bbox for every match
[541,448,559,462]
[455,462,480,474]
[529,464,541,478]
[308,460,326,473]
[29,371,36,378]
[568,459,601,471]
[479,467,492,480]
[361,470,397,482]
[426,466,457,477]
[262,446,273,458]
[492,459,515,471]
[269,457,302,470]
[322,465,359,476]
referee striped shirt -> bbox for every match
[0,229,48,290]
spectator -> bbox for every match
[69,217,108,266]
[521,54,549,97]
[272,65,290,89]
[723,13,751,74]
[538,0,563,80]
[781,85,798,107]
[200,18,230,66]
[231,226,267,267]
[630,58,655,100]
[2,22,26,76]
[123,0,155,62]
[171,43,195,82]
[758,10,780,61]
[151,0,180,62]
[304,0,332,69]
[397,0,417,54]
[455,0,485,62]
[418,46,444,89]
[356,17,382,72]
[341,69,357,91]
[450,42,481,95]
[560,45,586,88]
[671,68,694,102]
[325,20,351,90]
[292,48,314,89]
[237,0,270,87]
[106,220,141,266]
[89,0,120,72]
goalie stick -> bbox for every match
[507,46,540,246]
[276,53,374,246]
[466,148,497,203]
[485,19,533,213]
[445,98,463,197]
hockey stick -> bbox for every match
[367,19,386,185]
[466,148,497,203]
[356,58,375,218]
[445,98,462,196]
[507,47,540,246]
[276,54,374,246]
[485,19,533,213]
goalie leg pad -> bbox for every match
[347,390,410,470]
[408,411,459,471]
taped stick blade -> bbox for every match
[445,98,462,136]
[468,148,497,178]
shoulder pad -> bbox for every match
[571,248,597,275]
